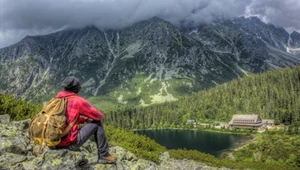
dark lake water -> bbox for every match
[136,129,252,157]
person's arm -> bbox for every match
[79,98,103,121]
[78,116,93,123]
[78,116,86,124]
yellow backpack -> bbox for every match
[28,97,77,154]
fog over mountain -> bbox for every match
[1,0,300,106]
[1,16,300,106]
[1,0,300,48]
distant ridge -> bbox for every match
[0,16,300,107]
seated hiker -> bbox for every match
[56,76,116,164]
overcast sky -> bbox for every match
[0,0,300,48]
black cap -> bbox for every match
[61,76,81,93]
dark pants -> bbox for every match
[67,121,109,158]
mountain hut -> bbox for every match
[229,114,263,129]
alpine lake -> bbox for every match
[136,129,253,158]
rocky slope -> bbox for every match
[0,16,300,106]
[0,114,229,170]
[288,31,300,55]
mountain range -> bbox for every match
[1,16,300,106]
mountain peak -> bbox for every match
[149,16,165,22]
[146,16,174,26]
[18,35,40,47]
[291,30,300,36]
[235,16,263,25]
[82,25,99,31]
[128,16,176,33]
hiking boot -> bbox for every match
[97,153,117,164]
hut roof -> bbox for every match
[229,114,262,125]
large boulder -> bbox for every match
[0,115,230,170]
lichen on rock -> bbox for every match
[0,114,228,170]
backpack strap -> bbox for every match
[61,117,78,137]
[61,95,78,137]
[38,117,49,154]
[38,100,61,154]
[29,115,38,154]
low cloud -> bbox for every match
[245,0,300,33]
[0,0,299,47]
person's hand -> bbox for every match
[84,117,93,122]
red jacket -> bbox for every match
[55,90,103,146]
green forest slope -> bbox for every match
[104,66,300,129]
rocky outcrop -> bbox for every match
[0,115,229,170]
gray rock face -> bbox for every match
[0,17,300,104]
[0,114,229,170]
[185,16,300,72]
[290,31,300,48]
[289,31,300,55]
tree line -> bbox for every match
[2,65,300,129]
[104,66,300,129]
